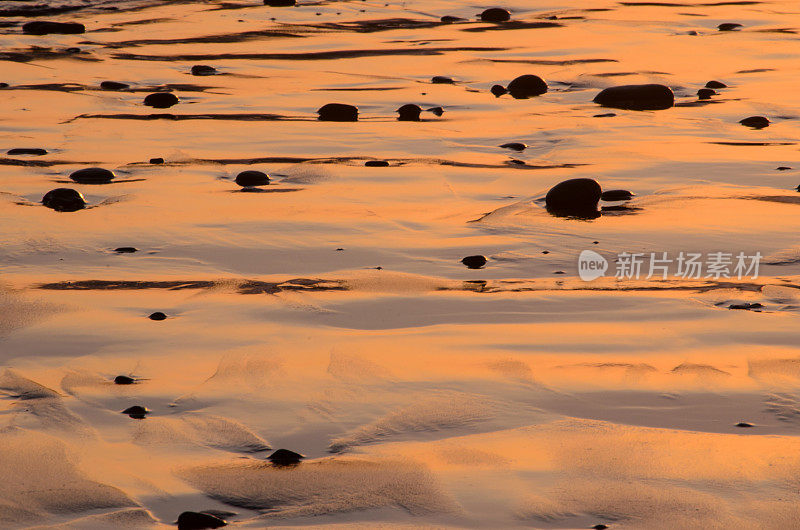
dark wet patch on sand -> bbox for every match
[36,278,347,295]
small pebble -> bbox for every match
[735,422,753,428]
[264,0,296,5]
[42,188,86,212]
[542,250,550,254]
[268,449,305,466]
[480,8,511,22]
[144,92,179,108]
[499,142,527,151]
[776,166,791,171]
[431,76,454,84]
[0,83,8,89]
[593,525,609,530]
[365,160,389,167]
[122,405,149,419]
[23,21,85,35]
[490,84,508,97]
[600,189,634,201]
[718,22,742,31]
[440,15,462,23]
[150,157,164,164]
[70,167,115,184]
[593,113,616,118]
[317,103,358,121]
[705,80,727,89]
[100,81,129,90]
[177,511,227,530]
[114,375,135,385]
[506,74,547,98]
[114,247,138,253]
[191,65,217,76]
[739,116,769,129]
[461,255,487,269]
[397,103,422,121]
[697,88,716,100]
[235,170,270,187]
[8,148,47,155]
[728,302,763,310]
[149,312,167,321]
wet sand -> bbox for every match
[2,0,800,528]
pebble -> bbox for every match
[735,422,754,428]
[8,148,47,155]
[705,80,727,89]
[191,65,217,76]
[506,74,547,98]
[593,525,609,530]
[264,0,296,5]
[150,157,164,164]
[101,81,130,90]
[545,178,602,216]
[728,302,763,310]
[440,15,463,23]
[739,116,769,129]
[69,167,115,184]
[149,312,167,321]
[114,247,138,253]
[235,170,270,187]
[397,104,422,121]
[122,405,149,419]
[427,106,444,116]
[268,449,305,466]
[490,84,508,97]
[431,76,454,84]
[600,189,634,201]
[114,375,135,385]
[461,255,487,269]
[593,84,674,110]
[499,142,527,151]
[0,83,8,88]
[718,22,742,31]
[41,188,86,212]
[697,88,716,100]
[317,103,358,121]
[593,113,616,118]
[365,160,390,167]
[776,166,791,171]
[480,8,511,22]
[177,511,227,530]
[144,92,179,108]
[22,21,85,35]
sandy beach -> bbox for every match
[1,0,800,527]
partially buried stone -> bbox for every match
[507,74,547,98]
[593,84,674,110]
[735,422,753,428]
[397,104,422,121]
[150,158,164,164]
[114,375,135,385]
[114,247,137,253]
[149,312,167,321]
[122,405,149,419]
[264,0,296,5]
[545,178,602,217]
[601,189,634,201]
[697,88,716,100]
[191,65,217,76]
[461,255,487,269]
[729,302,763,310]
[70,167,115,184]
[706,80,727,89]
[776,166,791,171]
[143,92,179,108]
[8,148,47,155]
[0,83,8,88]
[268,449,305,466]
[317,103,358,121]
[427,106,444,116]
[499,142,526,151]
[718,22,742,31]
[365,160,389,167]
[23,21,85,35]
[235,170,270,187]
[739,116,769,129]
[440,15,463,23]
[101,81,129,90]
[490,84,508,97]
[42,188,85,212]
[431,76,454,84]
[593,525,609,530]
[177,511,227,530]
[480,8,511,22]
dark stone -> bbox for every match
[149,312,167,321]
[143,92,179,109]
[101,81,130,90]
[499,142,526,151]
[191,65,217,76]
[122,405,149,419]
[150,158,164,164]
[507,74,547,99]
[480,8,511,22]
[42,188,85,212]
[796,184,800,192]
[735,422,753,428]
[114,375,135,385]
[705,80,727,89]
[776,166,791,171]
[508,159,525,165]
[427,106,444,116]
[600,189,634,201]
[545,178,602,217]
[177,511,227,530]
[65,47,81,54]
[397,104,422,121]
[235,170,270,187]
[440,15,463,23]
[8,148,47,155]
[697,88,716,100]
[268,449,305,466]
[461,255,487,269]
[593,526,609,530]
[739,116,769,129]
[490,84,508,97]
[728,302,763,310]
[0,83,8,89]
[317,103,358,122]
[22,21,85,35]
[264,0,296,5]
[593,84,674,110]
[365,160,389,167]
[114,247,138,253]
[718,22,742,31]
[69,167,115,184]
[431,76,454,84]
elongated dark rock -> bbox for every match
[70,167,115,184]
[718,22,742,31]
[365,160,389,167]
[593,84,674,110]
[264,0,296,5]
[101,81,129,90]
[499,142,526,151]
[461,255,487,269]
[545,178,602,217]
[122,405,149,419]
[431,76,454,84]
[705,80,727,89]
[235,170,270,187]
[268,449,305,466]
[23,21,85,35]
[42,188,85,212]
[114,375,135,385]
[440,15,463,23]
[317,103,358,122]
[8,148,47,155]
[191,65,217,76]
[177,511,227,530]
[144,92,179,108]
[397,104,422,121]
[114,247,138,253]
[480,8,510,22]
[149,312,167,321]
[739,116,769,129]
[507,74,547,98]
[427,106,444,116]
[149,158,164,164]
[601,189,633,201]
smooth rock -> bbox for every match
[191,65,217,76]
[431,76,454,84]
[499,142,526,151]
[697,88,716,100]
[545,178,602,217]
[776,166,791,171]
[735,422,753,428]
[41,188,85,212]
[705,80,727,89]
[177,511,227,530]
[122,405,149,419]
[114,247,138,253]
[149,312,167,321]
[729,302,763,310]
[317,103,358,121]
[264,0,296,5]
[440,15,463,23]
[70,167,115,184]
[507,74,547,98]
[23,21,85,35]
[461,255,487,269]
[8,148,47,155]
[150,157,164,164]
[100,81,129,90]
[235,170,270,187]
[480,8,511,22]
[397,104,422,121]
[718,22,742,31]
[114,375,135,385]
[593,113,616,118]
[739,116,769,129]
[593,84,674,110]
[0,83,8,89]
[593,525,609,530]
[365,160,389,167]
[490,84,508,97]
[268,449,305,466]
[143,92,179,108]
[600,189,634,201]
